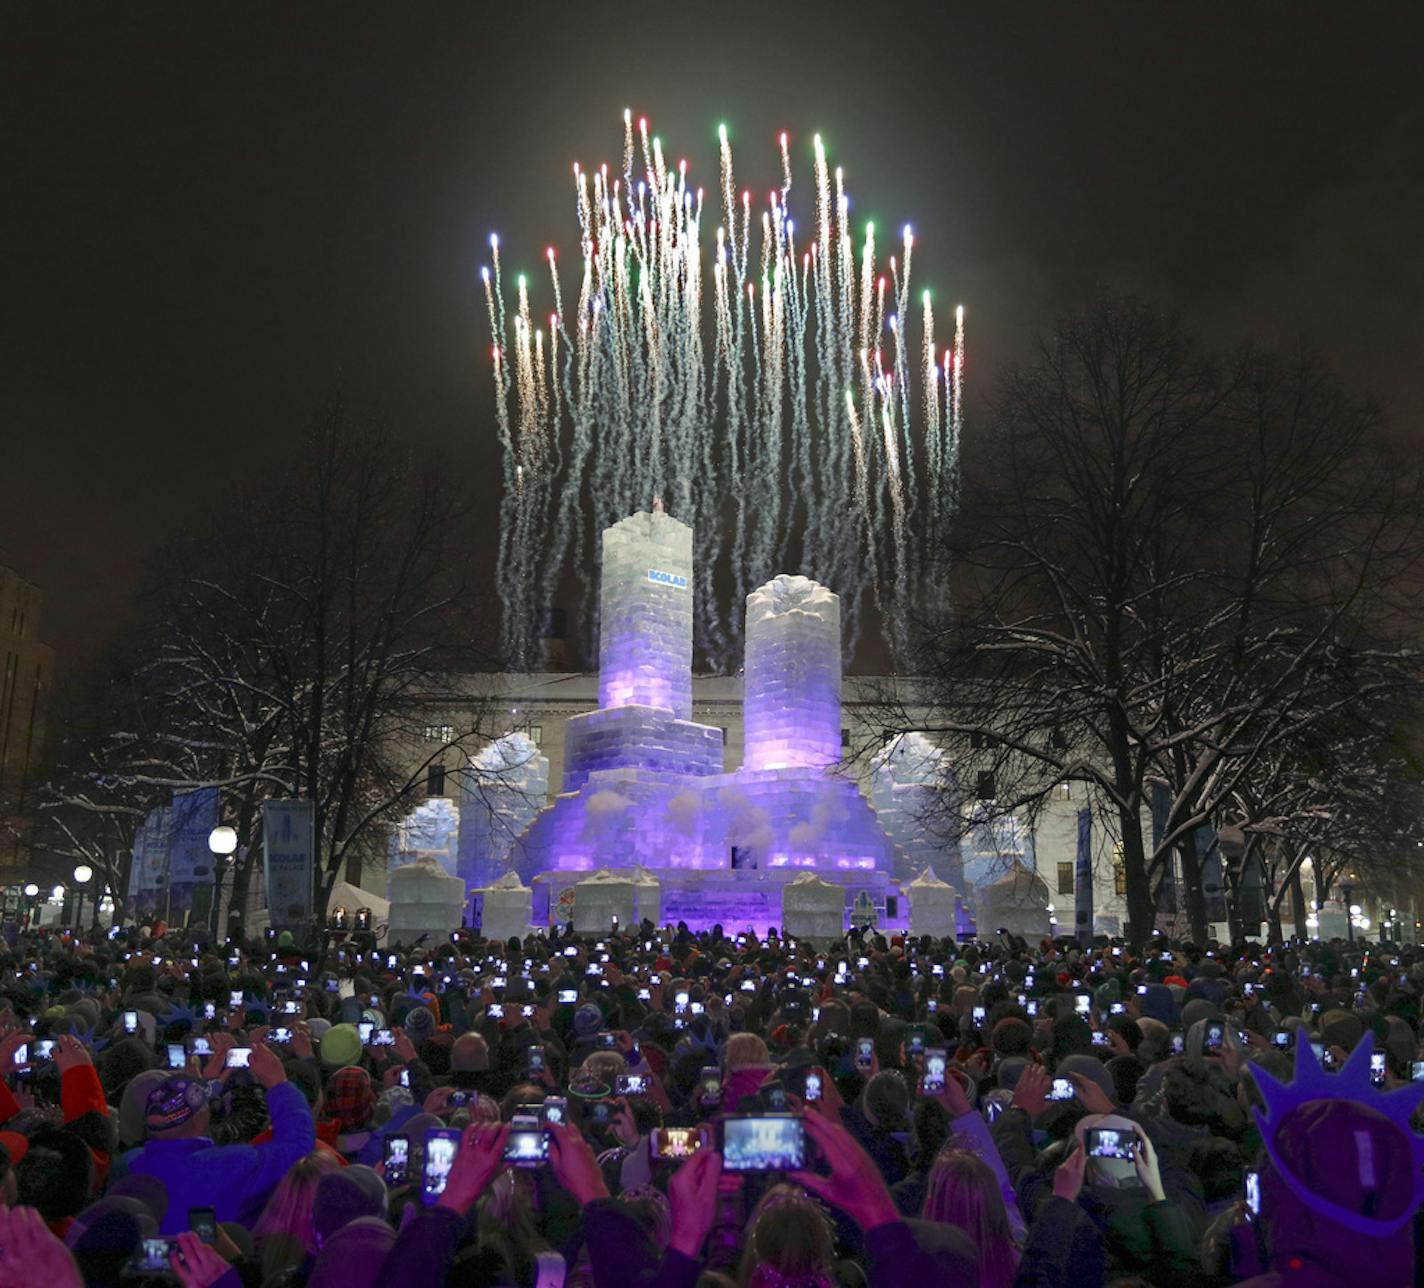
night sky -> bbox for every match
[4,2,1422,675]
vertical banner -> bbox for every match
[1074,807,1093,944]
[263,800,314,929]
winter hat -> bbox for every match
[321,1023,363,1070]
[1058,1054,1117,1106]
[313,1165,388,1242]
[118,1070,170,1148]
[277,931,296,949]
[308,1217,396,1288]
[574,1004,604,1036]
[996,1056,1030,1091]
[403,1006,436,1044]
[307,1017,333,1042]
[1137,983,1178,1026]
[143,1077,207,1134]
[325,1067,376,1131]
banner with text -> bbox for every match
[262,800,314,929]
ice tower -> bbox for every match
[491,510,906,933]
[744,575,841,771]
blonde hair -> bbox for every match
[724,1033,770,1073]
[922,1148,1019,1288]
[738,1184,835,1287]
[252,1150,342,1278]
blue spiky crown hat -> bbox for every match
[1251,1032,1424,1237]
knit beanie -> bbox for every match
[321,1023,363,1070]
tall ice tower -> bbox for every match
[598,507,694,718]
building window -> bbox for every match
[841,728,851,748]
[1057,861,1075,895]
[528,724,543,746]
[1113,841,1127,897]
[428,764,446,796]
[1052,783,1071,801]
[424,724,454,744]
[975,771,996,801]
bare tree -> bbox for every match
[870,297,1424,946]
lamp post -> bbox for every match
[21,883,38,931]
[208,826,238,934]
[72,865,93,931]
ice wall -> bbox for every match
[871,732,961,885]
[459,733,549,887]
[743,575,841,772]
[598,508,694,718]
[389,797,461,878]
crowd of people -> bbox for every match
[0,915,1416,1288]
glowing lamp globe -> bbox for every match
[73,864,93,884]
[22,883,38,898]
[209,826,238,857]
[50,886,64,901]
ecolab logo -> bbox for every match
[647,568,688,589]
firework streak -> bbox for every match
[482,113,963,671]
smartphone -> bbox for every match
[270,1027,292,1045]
[557,989,578,1004]
[190,1036,213,1058]
[203,1002,216,1020]
[1245,1170,1261,1216]
[1205,1022,1225,1052]
[698,1066,722,1106]
[675,991,690,1008]
[762,1081,789,1112]
[358,1022,375,1044]
[615,1073,650,1096]
[637,988,651,1001]
[281,1000,300,1015]
[984,1100,1005,1123]
[10,1043,26,1067]
[1412,1060,1424,1082]
[372,1028,396,1047]
[720,1115,807,1172]
[421,1128,461,1204]
[854,1036,875,1071]
[1091,1030,1110,1047]
[123,1010,139,1034]
[926,999,939,1014]
[1047,1077,1075,1102]
[1084,1126,1136,1159]
[1074,995,1092,1016]
[129,1237,177,1274]
[1025,1001,1039,1017]
[1370,1052,1387,1087]
[541,1097,567,1126]
[166,1043,187,1070]
[230,991,243,1009]
[1170,1033,1185,1055]
[1272,1031,1291,1048]
[908,1029,926,1057]
[225,1048,252,1069]
[188,1206,217,1244]
[325,979,340,993]
[589,1099,613,1125]
[922,1048,947,1095]
[650,1125,707,1159]
[399,1068,410,1088]
[597,1032,618,1050]
[528,1045,545,1074]
[503,1126,549,1168]
[1109,1002,1125,1015]
[804,1069,824,1102]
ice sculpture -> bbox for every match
[478,870,534,943]
[744,576,841,771]
[459,733,548,886]
[906,867,959,938]
[389,797,461,878]
[598,507,694,717]
[387,855,466,944]
[572,869,637,933]
[871,733,962,886]
[509,512,901,932]
[781,872,846,943]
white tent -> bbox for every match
[328,881,390,919]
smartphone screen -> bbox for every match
[123,1010,139,1033]
[383,1134,410,1186]
[188,1207,217,1244]
[166,1043,187,1070]
[225,1048,252,1069]
[922,1048,947,1094]
[1084,1127,1135,1159]
[856,1037,874,1069]
[421,1128,460,1205]
[698,1066,722,1105]
[720,1115,806,1172]
[804,1070,823,1102]
[1245,1170,1261,1216]
[1370,1052,1387,1087]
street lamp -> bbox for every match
[22,884,38,898]
[72,864,93,930]
[208,826,238,934]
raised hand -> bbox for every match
[788,1111,898,1232]
[1067,1071,1115,1116]
[1010,1064,1050,1118]
[437,1122,510,1213]
[1052,1141,1087,1202]
[169,1230,234,1288]
[547,1120,610,1205]
[246,1042,286,1089]
[1133,1128,1166,1201]
[0,1204,83,1288]
[667,1146,723,1258]
[52,1034,93,1075]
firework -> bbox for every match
[482,114,963,671]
